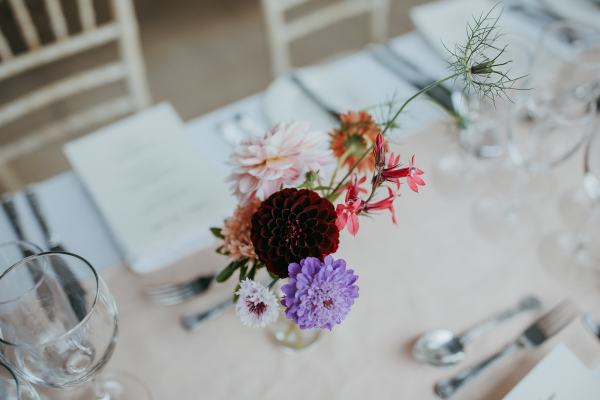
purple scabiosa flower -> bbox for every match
[281,255,359,330]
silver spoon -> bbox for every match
[412,295,542,367]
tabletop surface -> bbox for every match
[97,123,600,400]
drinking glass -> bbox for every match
[433,33,534,197]
[0,252,151,399]
[539,127,600,275]
[471,22,600,240]
[0,362,40,400]
[0,241,42,273]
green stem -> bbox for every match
[327,148,353,196]
[328,72,462,198]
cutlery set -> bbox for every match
[413,296,542,367]
[412,297,583,398]
[1,191,88,321]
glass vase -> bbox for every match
[267,314,321,352]
[266,282,321,351]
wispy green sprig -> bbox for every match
[445,5,527,101]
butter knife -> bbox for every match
[370,45,455,113]
[1,196,55,320]
[24,189,88,321]
[180,298,232,331]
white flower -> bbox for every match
[235,279,280,328]
[227,121,333,205]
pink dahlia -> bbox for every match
[221,197,261,261]
[227,122,333,205]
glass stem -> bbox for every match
[504,164,536,220]
[577,203,600,255]
[93,377,112,400]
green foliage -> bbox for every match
[210,227,224,239]
[445,5,527,101]
[215,258,247,282]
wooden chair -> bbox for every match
[261,0,390,77]
[0,0,151,191]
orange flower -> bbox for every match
[330,111,384,172]
[222,197,261,261]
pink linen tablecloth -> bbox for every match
[54,122,600,400]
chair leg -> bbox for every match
[370,0,390,43]
[0,164,22,193]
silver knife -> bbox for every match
[370,45,456,113]
[24,189,88,321]
[180,299,232,331]
[1,196,55,320]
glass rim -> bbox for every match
[0,251,100,348]
[0,240,43,254]
[0,240,45,305]
[0,361,21,397]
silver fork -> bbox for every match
[434,300,579,399]
[144,273,215,306]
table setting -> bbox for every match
[0,0,600,399]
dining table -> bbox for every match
[3,3,600,399]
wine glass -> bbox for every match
[432,33,534,197]
[0,252,151,399]
[0,361,40,400]
[539,127,600,277]
[0,241,42,273]
[471,22,600,241]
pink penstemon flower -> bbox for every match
[406,155,426,192]
[373,132,425,193]
[336,133,425,235]
[381,154,425,192]
[335,175,366,236]
[363,186,397,224]
[373,132,386,171]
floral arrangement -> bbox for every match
[210,7,520,332]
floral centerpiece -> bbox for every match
[210,7,521,341]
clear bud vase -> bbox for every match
[266,282,321,351]
[267,313,321,351]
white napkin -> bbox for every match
[296,52,445,137]
[410,0,497,59]
[503,344,600,399]
[64,103,234,274]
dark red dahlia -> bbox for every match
[251,188,339,278]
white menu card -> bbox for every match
[64,103,233,273]
[503,344,600,400]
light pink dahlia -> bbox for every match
[221,197,261,261]
[227,122,333,205]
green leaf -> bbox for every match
[247,263,257,280]
[268,271,279,280]
[210,227,224,239]
[239,264,248,281]
[232,284,240,302]
[216,260,242,282]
